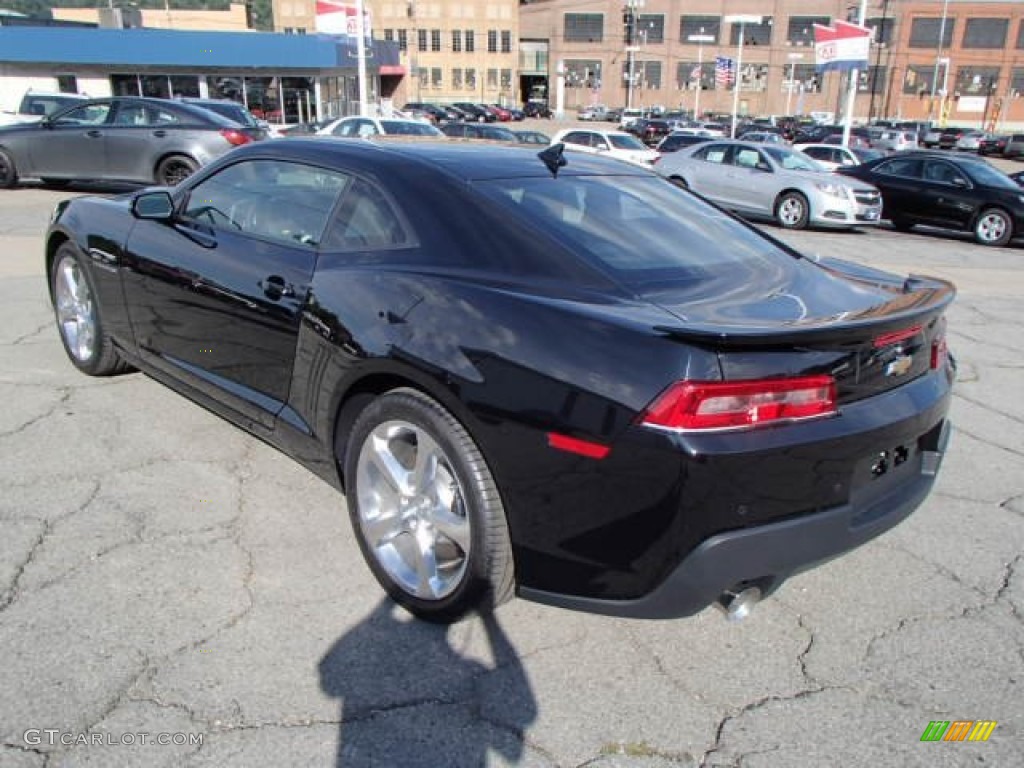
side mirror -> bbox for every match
[132,191,175,220]
[951,176,968,188]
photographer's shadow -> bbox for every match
[319,598,537,767]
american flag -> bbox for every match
[714,55,735,87]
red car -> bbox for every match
[486,104,512,122]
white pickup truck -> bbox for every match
[0,92,88,127]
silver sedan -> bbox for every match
[655,140,882,230]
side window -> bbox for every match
[695,144,730,164]
[593,135,610,150]
[54,103,111,126]
[151,108,181,125]
[734,148,762,169]
[876,158,920,178]
[803,147,826,161]
[334,120,359,137]
[113,104,149,126]
[323,178,410,251]
[923,160,959,184]
[357,121,379,138]
[184,159,348,247]
[562,131,590,147]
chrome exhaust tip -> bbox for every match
[715,586,762,622]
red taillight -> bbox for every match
[930,320,948,370]
[220,128,253,146]
[640,376,837,432]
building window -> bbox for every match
[623,61,661,91]
[564,13,603,43]
[962,18,1008,49]
[383,29,394,42]
[1017,21,1024,49]
[500,69,512,90]
[564,59,602,89]
[431,29,441,52]
[955,66,1000,95]
[398,29,408,51]
[679,15,720,44]
[730,18,772,47]
[56,75,78,94]
[487,68,498,88]
[453,68,463,90]
[297,28,306,35]
[866,17,895,46]
[787,16,829,46]
[737,63,768,92]
[792,64,823,93]
[909,18,956,48]
[636,14,664,45]
[858,66,887,94]
[466,68,477,91]
[488,30,498,53]
[431,68,442,89]
[418,68,428,88]
[284,27,294,34]
[452,30,462,52]
[903,65,936,95]
[677,61,712,91]
[501,30,511,53]
[1011,67,1024,95]
[466,30,474,52]
[417,29,427,51]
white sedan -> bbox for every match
[317,116,442,138]
[794,143,882,172]
[550,128,659,167]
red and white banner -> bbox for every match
[814,20,871,72]
[315,1,372,37]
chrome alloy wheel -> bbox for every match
[778,196,806,227]
[355,420,471,600]
[54,256,96,363]
[976,210,1009,244]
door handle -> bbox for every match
[152,130,167,138]
[260,275,295,300]
[86,130,102,138]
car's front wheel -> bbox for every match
[776,191,810,229]
[51,243,127,376]
[155,155,198,186]
[344,388,514,623]
[974,208,1012,247]
[0,148,18,189]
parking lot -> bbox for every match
[1,181,1022,767]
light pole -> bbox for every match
[840,0,867,147]
[688,33,714,120]
[868,0,890,122]
[930,0,951,123]
[724,15,761,138]
[785,53,804,116]
[623,0,638,111]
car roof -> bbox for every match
[226,138,652,181]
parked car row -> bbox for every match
[401,102,525,124]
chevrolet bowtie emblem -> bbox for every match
[885,354,914,377]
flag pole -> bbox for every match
[841,0,868,146]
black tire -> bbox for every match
[344,388,514,623]
[51,242,128,376]
[155,155,199,186]
[775,191,810,230]
[890,216,915,232]
[974,207,1012,247]
[0,148,18,189]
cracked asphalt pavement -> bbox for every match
[1,184,1022,767]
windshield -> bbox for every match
[476,175,798,292]
[609,134,647,150]
[966,161,1020,190]
[763,146,823,172]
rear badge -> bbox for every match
[885,354,914,378]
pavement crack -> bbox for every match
[953,391,1024,427]
[8,320,52,346]
[796,614,816,686]
[0,388,72,440]
[952,424,1024,460]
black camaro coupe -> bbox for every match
[46,139,955,623]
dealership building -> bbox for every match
[0,7,401,123]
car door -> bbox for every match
[918,158,977,229]
[122,158,348,429]
[685,143,737,206]
[867,157,924,222]
[729,146,775,215]
[27,101,113,179]
[103,101,178,182]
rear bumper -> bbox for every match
[520,419,950,619]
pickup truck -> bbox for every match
[0,92,88,127]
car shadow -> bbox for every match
[318,598,537,766]
[881,221,1024,249]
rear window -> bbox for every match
[476,175,796,291]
